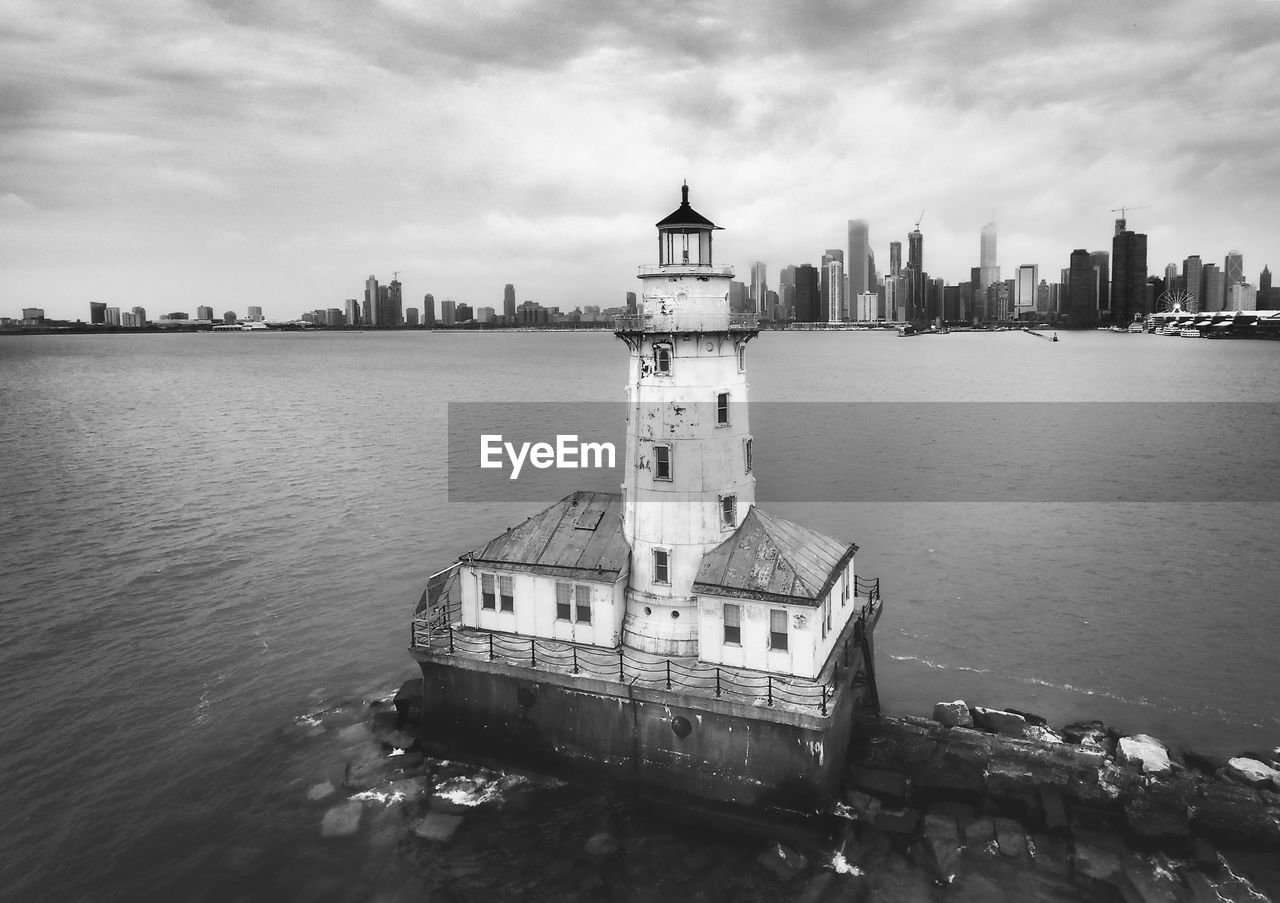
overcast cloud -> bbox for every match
[2,0,1278,320]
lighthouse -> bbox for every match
[410,185,883,813]
[616,183,758,656]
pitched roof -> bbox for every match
[655,183,716,231]
[463,491,629,580]
[693,507,856,607]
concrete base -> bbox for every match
[412,647,872,816]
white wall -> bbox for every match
[459,566,628,649]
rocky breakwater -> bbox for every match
[839,701,1280,902]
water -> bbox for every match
[2,329,1278,900]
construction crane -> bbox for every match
[1110,205,1149,220]
[392,270,401,281]
[914,209,925,231]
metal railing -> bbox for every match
[613,312,759,333]
[637,265,736,277]
[410,582,883,716]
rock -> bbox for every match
[963,816,996,849]
[369,709,400,737]
[1039,786,1068,835]
[992,817,1028,858]
[756,842,808,882]
[1120,854,1183,903]
[1182,749,1230,775]
[847,766,909,804]
[1191,837,1220,874]
[394,678,423,718]
[306,781,336,801]
[1003,707,1048,726]
[872,807,920,836]
[1124,794,1191,848]
[1063,721,1114,753]
[1073,844,1123,883]
[971,706,1027,737]
[1225,757,1280,788]
[1117,734,1172,775]
[584,832,619,859]
[914,743,988,797]
[380,730,418,752]
[922,814,963,877]
[932,700,973,729]
[1020,724,1064,744]
[843,789,881,821]
[411,811,464,842]
[320,801,363,837]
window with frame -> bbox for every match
[481,573,496,610]
[744,437,753,473]
[555,582,572,620]
[821,595,831,638]
[653,549,670,585]
[654,444,672,481]
[499,575,514,612]
[842,573,849,607]
[723,603,741,645]
[719,493,737,529]
[654,344,672,375]
[769,609,789,652]
[716,391,730,426]
[737,342,746,372]
[575,585,592,624]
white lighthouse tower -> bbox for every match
[616,184,758,655]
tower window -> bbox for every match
[556,582,572,620]
[720,494,737,529]
[737,343,746,372]
[654,444,671,481]
[716,392,729,426]
[744,437,753,473]
[499,575,515,612]
[481,573,496,610]
[770,609,789,652]
[654,344,672,375]
[653,549,670,585]
[575,585,592,624]
[723,603,741,645]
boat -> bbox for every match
[1128,321,1145,333]
[1179,328,1202,338]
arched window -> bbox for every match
[737,342,746,372]
[654,344,672,375]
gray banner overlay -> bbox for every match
[447,402,1280,502]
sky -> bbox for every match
[2,0,1279,322]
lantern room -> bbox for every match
[656,182,720,267]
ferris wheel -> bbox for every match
[1158,289,1195,313]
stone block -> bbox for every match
[915,744,988,798]
[320,801,363,838]
[962,815,995,848]
[848,766,909,804]
[1123,795,1191,849]
[972,706,1028,737]
[1072,843,1123,883]
[933,700,973,729]
[872,807,920,836]
[411,811,463,842]
[1117,735,1172,775]
[1226,757,1280,789]
[1039,786,1068,835]
[993,817,1028,858]
[922,814,963,876]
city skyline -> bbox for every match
[2,1,1278,321]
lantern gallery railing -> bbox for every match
[411,593,882,717]
[613,312,759,333]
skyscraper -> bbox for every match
[819,250,842,322]
[905,227,924,322]
[750,262,767,316]
[345,298,359,325]
[889,242,902,277]
[1014,265,1039,320]
[1224,251,1244,289]
[1201,264,1224,312]
[1067,249,1098,328]
[794,264,819,322]
[979,223,999,299]
[1183,256,1203,311]
[247,305,263,321]
[89,302,106,324]
[847,220,870,298]
[423,293,436,326]
[1111,227,1148,323]
[196,305,213,321]
[503,284,516,322]
[365,275,379,327]
[825,258,844,323]
[387,279,403,326]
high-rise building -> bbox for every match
[386,280,403,326]
[728,281,750,313]
[1067,249,1098,328]
[475,307,495,323]
[503,284,516,322]
[365,276,380,327]
[1200,264,1225,312]
[625,291,637,315]
[750,262,767,315]
[196,305,213,321]
[1261,265,1272,292]
[1014,265,1039,320]
[824,258,844,323]
[1228,282,1256,311]
[905,227,924,322]
[978,223,999,300]
[456,302,473,322]
[889,242,902,277]
[406,308,420,326]
[847,220,870,298]
[819,250,842,322]
[794,264,819,322]
[1111,227,1148,323]
[440,299,457,326]
[89,302,107,324]
[1089,251,1110,317]
[423,294,436,326]
[345,298,360,325]
[1224,251,1244,289]
[1183,256,1203,311]
[1257,267,1280,309]
[132,306,147,325]
[106,307,121,326]
[247,305,263,322]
